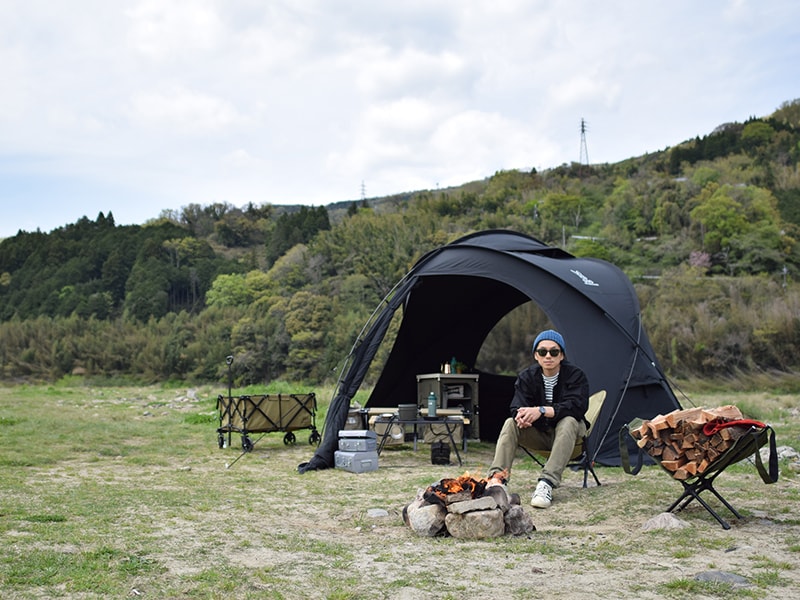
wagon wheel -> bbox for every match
[283,432,297,445]
[309,430,321,446]
[241,435,254,452]
[217,433,225,449]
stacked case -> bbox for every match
[334,430,379,473]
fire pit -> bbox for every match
[402,470,535,538]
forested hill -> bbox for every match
[1,99,799,386]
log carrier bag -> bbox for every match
[619,412,778,530]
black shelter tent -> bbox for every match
[298,230,681,473]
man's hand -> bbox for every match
[515,406,542,429]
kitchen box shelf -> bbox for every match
[415,373,479,439]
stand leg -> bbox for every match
[667,480,735,530]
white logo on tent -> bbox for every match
[571,269,599,287]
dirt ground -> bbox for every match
[5,386,798,599]
[190,437,800,599]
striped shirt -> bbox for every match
[543,372,559,404]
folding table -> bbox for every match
[374,414,465,465]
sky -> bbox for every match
[1,1,799,239]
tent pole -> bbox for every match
[590,311,679,463]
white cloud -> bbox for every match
[125,86,251,134]
[125,0,226,60]
[548,75,621,111]
[353,47,470,99]
[431,109,553,174]
[1,0,799,237]
[221,148,265,170]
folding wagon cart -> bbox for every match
[215,356,321,453]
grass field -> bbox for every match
[0,381,798,599]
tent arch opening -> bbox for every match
[298,230,680,473]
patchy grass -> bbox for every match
[0,383,798,599]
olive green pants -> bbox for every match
[488,416,586,488]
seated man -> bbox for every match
[487,329,589,508]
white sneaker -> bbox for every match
[530,479,552,508]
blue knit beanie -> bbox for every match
[532,329,566,354]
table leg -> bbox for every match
[375,415,398,456]
[445,420,463,466]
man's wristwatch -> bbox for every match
[539,406,547,416]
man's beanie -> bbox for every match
[532,329,566,354]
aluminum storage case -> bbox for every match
[338,429,378,452]
[334,450,379,473]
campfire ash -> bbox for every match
[403,470,535,538]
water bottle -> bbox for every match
[427,392,437,417]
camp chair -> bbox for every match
[620,420,778,529]
[520,390,607,488]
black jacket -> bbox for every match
[509,361,590,429]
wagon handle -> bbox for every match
[226,355,234,401]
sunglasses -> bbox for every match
[535,347,561,357]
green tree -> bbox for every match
[101,247,133,307]
[265,206,331,267]
[741,121,775,153]
[283,290,333,382]
[206,273,251,308]
[689,185,748,253]
[123,258,170,321]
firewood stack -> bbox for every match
[629,405,749,480]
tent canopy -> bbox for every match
[298,230,681,473]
